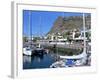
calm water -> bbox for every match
[23,53,57,69]
[23,48,85,69]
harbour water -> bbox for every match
[23,47,91,69]
[23,53,57,69]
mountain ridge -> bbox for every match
[47,14,91,35]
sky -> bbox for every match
[23,10,90,37]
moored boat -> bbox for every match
[23,47,32,56]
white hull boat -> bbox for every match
[50,13,88,68]
[23,47,32,56]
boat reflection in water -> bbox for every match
[23,48,91,69]
[23,51,57,69]
[23,55,32,63]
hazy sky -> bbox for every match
[23,10,90,37]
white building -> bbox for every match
[72,29,91,41]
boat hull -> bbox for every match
[23,48,32,56]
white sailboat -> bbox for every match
[23,11,33,56]
[50,13,88,68]
[23,46,32,56]
[60,13,87,65]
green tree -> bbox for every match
[32,37,40,42]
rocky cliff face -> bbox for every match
[48,14,91,35]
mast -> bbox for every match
[83,13,86,53]
[30,11,33,47]
[28,11,32,47]
[39,16,42,38]
[28,11,30,43]
[38,16,42,48]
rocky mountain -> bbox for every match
[47,14,91,35]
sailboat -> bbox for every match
[50,13,87,67]
[60,13,87,64]
[23,11,33,56]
